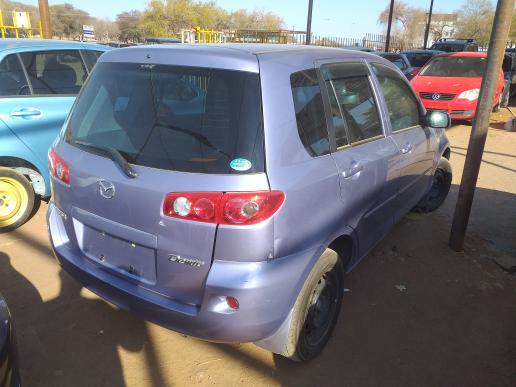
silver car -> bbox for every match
[47,44,452,361]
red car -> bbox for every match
[410,52,504,120]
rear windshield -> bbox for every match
[420,56,486,77]
[380,54,405,69]
[430,43,465,52]
[65,62,264,174]
[403,52,433,68]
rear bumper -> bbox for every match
[47,202,315,345]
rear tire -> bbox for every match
[281,249,344,361]
[414,158,452,213]
[0,167,35,232]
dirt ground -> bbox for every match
[1,109,515,387]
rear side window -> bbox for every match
[0,54,29,96]
[19,50,87,95]
[321,62,383,145]
[372,63,421,131]
[82,50,105,72]
[66,62,264,174]
[290,69,330,157]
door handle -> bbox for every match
[10,108,42,118]
[400,143,413,154]
[342,162,363,178]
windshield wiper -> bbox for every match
[74,140,138,178]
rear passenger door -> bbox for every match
[369,62,435,222]
[318,61,400,256]
[0,49,87,167]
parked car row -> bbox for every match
[7,36,508,378]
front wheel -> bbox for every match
[414,157,452,213]
[0,167,35,232]
[281,249,344,361]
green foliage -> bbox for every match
[139,0,285,38]
[50,3,91,39]
[116,10,143,42]
[454,0,495,46]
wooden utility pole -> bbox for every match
[449,0,515,251]
[423,0,434,49]
[385,0,395,52]
[305,0,313,45]
[38,0,52,39]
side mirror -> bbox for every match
[426,110,450,128]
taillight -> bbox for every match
[163,191,285,225]
[410,69,420,76]
[48,148,70,185]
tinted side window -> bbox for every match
[19,50,86,95]
[290,69,330,157]
[372,63,421,132]
[322,63,382,144]
[0,54,30,96]
[82,50,104,72]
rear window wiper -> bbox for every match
[73,140,138,178]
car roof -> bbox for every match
[99,43,385,73]
[401,49,443,54]
[0,38,108,52]
[438,51,487,58]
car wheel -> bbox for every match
[0,167,35,232]
[500,86,510,108]
[281,248,344,362]
[414,157,452,213]
[493,94,502,112]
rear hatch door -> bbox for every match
[54,60,266,305]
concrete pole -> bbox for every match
[423,0,434,49]
[38,0,52,39]
[449,0,516,251]
[305,0,313,45]
[385,0,395,52]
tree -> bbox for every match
[378,1,427,48]
[50,3,91,40]
[116,10,143,42]
[507,7,516,44]
[228,9,284,30]
[138,0,285,38]
[454,0,495,46]
[92,18,119,42]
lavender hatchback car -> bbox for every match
[47,44,452,361]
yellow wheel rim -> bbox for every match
[0,177,28,227]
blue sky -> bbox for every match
[22,0,472,37]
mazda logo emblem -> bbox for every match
[432,93,441,100]
[99,180,115,199]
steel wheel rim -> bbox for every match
[428,169,445,203]
[0,177,28,227]
[303,270,339,348]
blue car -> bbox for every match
[0,39,110,231]
[48,44,451,361]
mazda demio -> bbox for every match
[47,44,452,361]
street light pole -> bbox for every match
[423,0,435,49]
[449,0,516,251]
[38,0,52,39]
[385,0,395,52]
[305,0,313,45]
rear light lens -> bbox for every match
[163,191,285,225]
[48,148,70,185]
[410,69,420,76]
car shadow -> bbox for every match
[0,251,167,387]
[216,185,516,386]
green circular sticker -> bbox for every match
[230,158,252,171]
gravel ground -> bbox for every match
[1,109,515,387]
